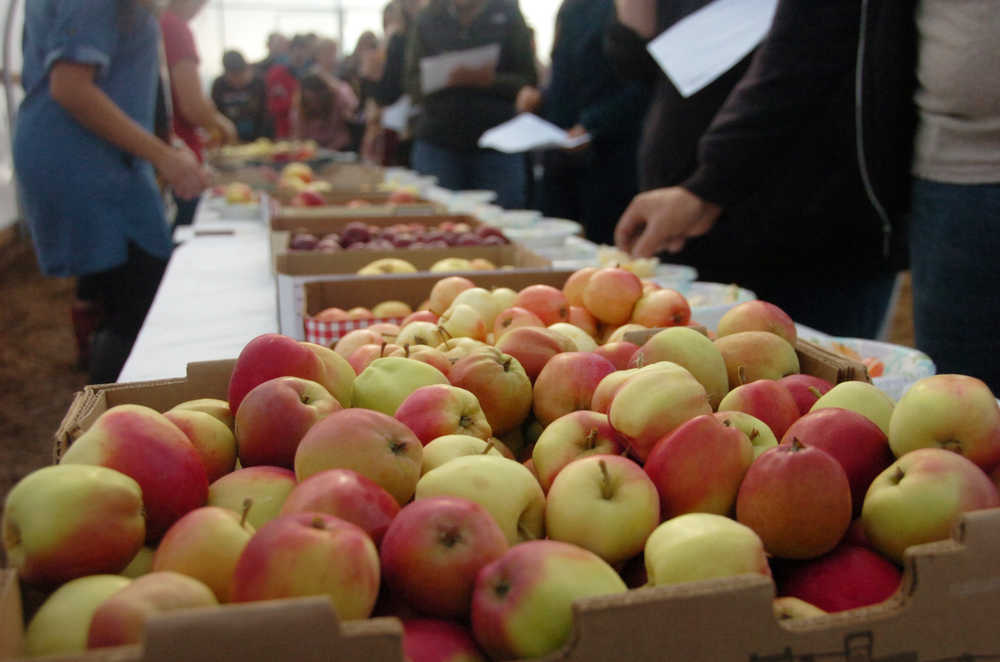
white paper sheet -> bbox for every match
[478,113,592,153]
[419,43,501,95]
[647,0,779,98]
[381,94,413,132]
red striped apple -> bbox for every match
[531,352,616,427]
[448,348,533,436]
[717,300,797,346]
[717,378,801,439]
[395,384,492,445]
[714,331,800,389]
[531,410,624,492]
[776,543,901,613]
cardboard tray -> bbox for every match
[270,191,444,218]
[6,352,1000,660]
[270,212,483,234]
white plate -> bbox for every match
[652,263,699,289]
[687,282,757,331]
[502,218,583,248]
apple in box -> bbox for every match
[713,330,800,389]
[531,410,624,492]
[716,300,797,346]
[421,434,507,475]
[395,383,492,445]
[531,351,616,427]
[448,347,533,436]
[207,465,297,530]
[629,326,730,409]
[403,619,487,662]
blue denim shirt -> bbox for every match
[14,0,173,277]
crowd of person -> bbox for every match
[10,0,1000,395]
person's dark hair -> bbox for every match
[222,50,248,74]
[299,74,334,119]
[290,34,311,51]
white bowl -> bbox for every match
[496,209,542,228]
[687,282,757,330]
[452,190,498,204]
[471,203,504,225]
[503,218,583,249]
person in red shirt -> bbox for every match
[266,34,312,139]
[161,0,236,224]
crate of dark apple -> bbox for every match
[289,220,510,253]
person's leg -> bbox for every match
[172,194,200,227]
[410,140,470,192]
[910,178,1000,392]
[472,149,526,210]
[540,156,581,224]
[72,277,105,371]
[88,243,169,383]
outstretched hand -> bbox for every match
[614,187,721,257]
[157,146,211,201]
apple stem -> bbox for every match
[789,437,805,452]
[502,357,513,372]
[749,428,759,441]
[738,365,748,386]
[599,459,613,500]
[891,466,905,484]
[311,516,327,530]
[438,326,453,342]
[404,344,411,358]
[240,498,253,528]
[807,386,824,399]
[585,428,599,450]
[482,440,496,455]
[379,341,388,357]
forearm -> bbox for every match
[615,0,657,39]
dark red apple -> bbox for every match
[780,374,835,415]
[776,543,902,612]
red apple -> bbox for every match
[567,305,599,339]
[581,267,643,326]
[448,348,533,436]
[380,497,508,618]
[776,543,902,613]
[395,384,492,445]
[493,326,574,382]
[630,288,691,327]
[717,378,801,440]
[593,341,639,370]
[492,306,544,340]
[531,410,624,492]
[780,374,834,415]
[514,284,569,326]
[531,352,617,427]
[402,619,487,662]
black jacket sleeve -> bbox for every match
[371,33,407,107]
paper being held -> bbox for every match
[420,43,501,95]
[478,114,592,154]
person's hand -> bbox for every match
[448,64,495,88]
[614,187,722,257]
[563,124,590,153]
[516,85,542,113]
[215,113,239,146]
[156,145,211,201]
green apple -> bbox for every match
[120,546,155,578]
[545,454,660,564]
[628,326,730,409]
[206,465,297,530]
[24,574,131,657]
[416,454,545,544]
[888,374,1000,471]
[644,513,771,586]
[352,356,450,415]
[713,331,800,389]
[421,434,506,475]
[3,464,145,587]
[811,380,895,436]
[170,397,234,432]
[713,410,778,459]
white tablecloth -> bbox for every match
[117,201,278,383]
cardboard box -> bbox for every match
[4,356,1000,660]
[210,163,384,193]
[270,191,444,218]
[270,212,483,234]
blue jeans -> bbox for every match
[412,140,526,209]
[910,178,1000,393]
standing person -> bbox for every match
[211,50,271,142]
[265,34,312,140]
[405,0,538,209]
[340,31,380,106]
[515,0,649,246]
[361,0,414,165]
[294,72,359,152]
[612,0,917,339]
[161,0,237,226]
[255,32,289,77]
[14,0,209,383]
[908,0,1000,392]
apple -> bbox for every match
[861,447,1000,563]
[531,352,616,427]
[438,303,488,341]
[162,409,237,483]
[224,182,254,203]
[782,407,894,515]
[23,574,132,657]
[582,267,643,326]
[280,162,313,182]
[514,284,570,326]
[603,323,649,345]
[358,257,419,275]
[493,306,544,340]
[2,464,145,587]
[380,497,509,618]
[59,404,208,541]
[775,543,902,613]
[397,321,447,350]
[811,380,895,436]
[716,300,797,346]
[594,341,639,370]
[227,333,355,412]
[545,454,660,564]
[430,257,474,272]
[887,374,1000,472]
[389,189,419,203]
[567,305,599,339]
[448,347,533,436]
[152,505,255,602]
[493,326,574,382]
[372,300,414,318]
[294,407,423,505]
[630,288,691,327]
[87,571,218,648]
[608,364,713,462]
[713,410,779,459]
[437,337,491,367]
[562,267,597,308]
[279,468,400,545]
[402,619,488,662]
[348,342,406,375]
[629,326,730,409]
[394,384,492,445]
[780,374,835,415]
[490,286,519,313]
[644,513,771,586]
[170,397,234,432]
[402,310,440,327]
[415,454,545,545]
[590,367,640,415]
[206,466,297,530]
[714,331,800,389]
[736,439,853,559]
[352,356,450,416]
[717,378,801,439]
[428,276,476,315]
[421,434,507,474]
[644,414,753,519]
[346,306,375,320]
[120,546,155,578]
[290,190,326,207]
[314,306,350,322]
[233,376,341,469]
[547,322,596,352]
[402,344,454,376]
[470,540,627,660]
[230,512,380,621]
[773,596,826,621]
[531,410,623,492]
[334,329,387,359]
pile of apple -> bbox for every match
[289,220,510,253]
[6,265,1000,661]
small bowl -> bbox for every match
[503,218,583,249]
[496,209,543,228]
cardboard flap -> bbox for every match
[142,598,402,662]
[184,360,235,397]
[0,571,23,661]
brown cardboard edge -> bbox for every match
[0,571,23,661]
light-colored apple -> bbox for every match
[163,408,237,482]
[562,267,597,308]
[352,356,450,415]
[438,303,488,341]
[428,276,476,315]
[714,331,800,390]
[170,398,234,432]
[811,380,895,436]
[582,267,643,326]
[23,574,132,657]
[531,410,623,492]
[629,326,730,409]
[206,465,297,530]
[359,257,418,275]
[421,434,507,474]
[547,322,595,352]
[716,300,797,345]
[372,300,413,318]
[450,287,503,329]
[713,411,778,459]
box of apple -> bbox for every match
[5,265,1000,661]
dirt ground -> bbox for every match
[0,226,917,567]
